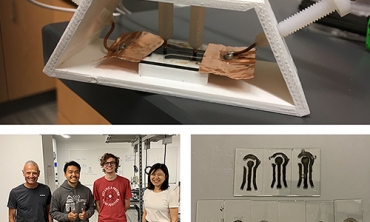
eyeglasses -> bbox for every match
[104,161,116,166]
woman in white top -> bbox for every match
[142,163,179,222]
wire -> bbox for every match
[27,0,131,15]
[116,8,127,15]
[117,1,132,14]
[27,0,76,13]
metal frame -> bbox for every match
[105,134,174,218]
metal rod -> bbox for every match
[164,144,167,165]
[138,136,143,217]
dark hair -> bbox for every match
[63,161,81,173]
[147,163,169,191]
[100,153,120,173]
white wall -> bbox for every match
[191,135,370,222]
[54,135,181,188]
[0,135,53,222]
[42,135,57,192]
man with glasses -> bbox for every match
[7,160,52,222]
[93,153,132,222]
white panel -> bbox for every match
[335,199,363,222]
[263,149,292,196]
[196,200,224,222]
[363,198,370,222]
[234,149,264,196]
[224,200,251,222]
[278,200,305,222]
[306,201,334,222]
[251,201,278,222]
[139,62,209,85]
[291,148,321,196]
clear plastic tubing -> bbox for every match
[158,2,174,41]
[278,0,351,37]
[189,6,206,51]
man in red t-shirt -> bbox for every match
[93,153,132,222]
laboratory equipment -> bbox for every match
[43,0,352,117]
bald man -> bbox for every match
[7,160,52,222]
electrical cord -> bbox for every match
[27,0,131,15]
[27,0,76,12]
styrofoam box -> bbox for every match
[43,0,310,117]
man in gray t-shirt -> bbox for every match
[7,160,52,222]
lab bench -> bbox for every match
[42,5,370,124]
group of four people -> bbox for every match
[8,153,179,222]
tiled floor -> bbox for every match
[0,91,57,124]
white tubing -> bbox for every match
[27,0,76,12]
[27,0,126,16]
